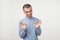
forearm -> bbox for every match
[19,27,27,38]
[35,26,41,36]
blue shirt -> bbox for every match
[19,17,41,40]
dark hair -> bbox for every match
[23,4,32,9]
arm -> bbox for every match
[19,22,27,38]
[35,26,41,36]
[34,20,42,36]
[19,27,26,38]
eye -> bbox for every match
[25,10,32,13]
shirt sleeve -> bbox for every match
[34,18,41,36]
[35,26,41,36]
[19,27,26,38]
[19,21,27,38]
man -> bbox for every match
[19,4,42,40]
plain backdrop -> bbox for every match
[0,0,60,40]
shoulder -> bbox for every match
[32,17,41,24]
[32,17,40,21]
[19,17,26,23]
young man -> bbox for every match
[19,4,42,40]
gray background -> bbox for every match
[0,0,60,40]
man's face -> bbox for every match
[23,7,32,17]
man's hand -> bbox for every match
[34,20,42,29]
[19,22,27,31]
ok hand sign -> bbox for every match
[34,20,42,29]
[19,22,27,31]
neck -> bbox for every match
[26,15,32,19]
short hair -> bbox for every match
[23,4,32,9]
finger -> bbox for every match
[34,23,37,25]
[38,20,41,23]
[20,22,26,25]
[24,24,27,26]
[20,22,24,27]
[20,22,23,25]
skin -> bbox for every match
[23,7,32,18]
[19,7,42,31]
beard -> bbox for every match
[26,14,32,18]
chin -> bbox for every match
[27,15,32,17]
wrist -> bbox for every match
[22,27,26,31]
